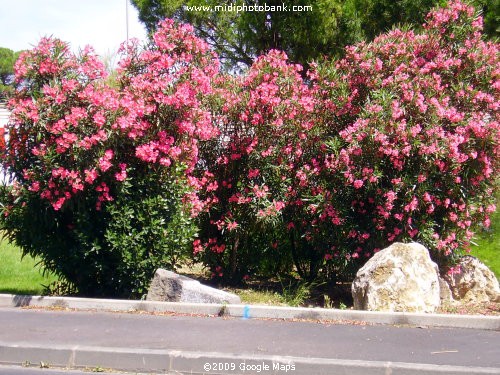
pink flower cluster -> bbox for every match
[312,0,499,262]
[2,19,220,213]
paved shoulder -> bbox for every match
[0,365,129,375]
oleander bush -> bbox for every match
[0,20,217,297]
[195,50,322,281]
[311,0,499,276]
[194,0,499,282]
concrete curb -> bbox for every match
[0,293,499,330]
[0,342,499,375]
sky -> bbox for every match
[0,0,147,57]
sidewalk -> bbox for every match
[0,294,499,374]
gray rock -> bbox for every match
[146,269,241,304]
[438,276,453,303]
[352,242,440,313]
[443,256,499,303]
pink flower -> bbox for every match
[404,196,418,212]
[248,169,260,178]
[135,143,159,163]
[52,197,66,211]
[353,179,364,189]
[273,200,285,211]
[115,164,127,182]
[28,181,40,192]
[98,149,114,172]
[193,239,203,255]
[226,221,238,231]
[252,184,269,199]
[84,169,98,184]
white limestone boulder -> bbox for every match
[352,242,440,313]
[146,269,241,304]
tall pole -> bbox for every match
[126,0,129,45]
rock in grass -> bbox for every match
[146,269,241,304]
[443,256,499,303]
[352,242,440,313]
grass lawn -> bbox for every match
[471,217,500,278]
[470,204,499,278]
[0,239,58,295]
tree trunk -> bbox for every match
[229,235,239,281]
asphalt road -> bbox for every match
[0,307,498,374]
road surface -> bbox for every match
[0,307,498,374]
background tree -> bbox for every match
[131,0,363,71]
[354,0,498,40]
[0,47,20,99]
[131,0,498,72]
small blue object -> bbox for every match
[243,305,250,319]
